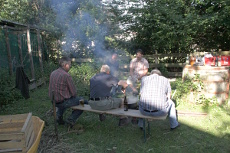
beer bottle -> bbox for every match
[124,96,128,111]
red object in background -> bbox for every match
[221,56,230,66]
[205,57,214,66]
[211,57,216,66]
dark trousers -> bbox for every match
[56,97,88,123]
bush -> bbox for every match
[70,63,100,97]
[0,68,22,107]
[42,61,58,82]
[0,61,58,108]
[157,63,169,77]
[171,74,218,106]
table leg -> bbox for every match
[148,120,150,135]
[143,118,146,142]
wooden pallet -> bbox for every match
[0,113,34,153]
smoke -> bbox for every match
[50,0,109,58]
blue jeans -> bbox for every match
[55,97,88,123]
[138,99,179,128]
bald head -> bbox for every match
[100,65,110,74]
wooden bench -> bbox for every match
[71,104,167,142]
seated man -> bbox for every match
[138,69,179,130]
[89,65,128,123]
[49,56,87,127]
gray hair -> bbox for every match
[151,69,162,76]
[59,56,71,67]
[100,65,110,73]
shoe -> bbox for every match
[99,114,106,122]
[171,123,180,131]
[56,117,65,125]
[118,118,129,126]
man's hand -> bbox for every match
[118,80,128,89]
[137,68,148,80]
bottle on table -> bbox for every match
[124,96,128,111]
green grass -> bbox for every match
[1,85,230,153]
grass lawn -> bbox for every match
[1,85,230,153]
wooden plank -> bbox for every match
[72,105,167,120]
[0,133,24,140]
[26,131,34,150]
[27,116,45,153]
[149,63,186,68]
[0,140,24,150]
[145,53,187,58]
[0,113,28,123]
[0,123,24,133]
[21,113,32,132]
[27,28,35,80]
[29,82,37,90]
[0,148,22,153]
[24,117,34,149]
[0,114,43,153]
[120,71,182,77]
[24,115,32,137]
[168,72,182,77]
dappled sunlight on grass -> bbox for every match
[178,105,230,138]
[1,84,230,152]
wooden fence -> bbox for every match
[72,51,230,78]
[1,19,49,90]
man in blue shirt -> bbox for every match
[89,65,127,110]
[89,65,128,124]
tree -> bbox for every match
[108,0,230,54]
[191,0,230,51]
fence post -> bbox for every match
[155,50,159,64]
[4,27,13,75]
[27,27,35,80]
[37,30,46,85]
[17,33,23,65]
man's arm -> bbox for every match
[129,59,134,77]
[118,80,138,94]
[138,58,149,80]
[118,80,128,89]
[66,75,77,97]
[166,79,172,100]
[167,92,171,100]
[130,67,134,77]
[138,68,148,80]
